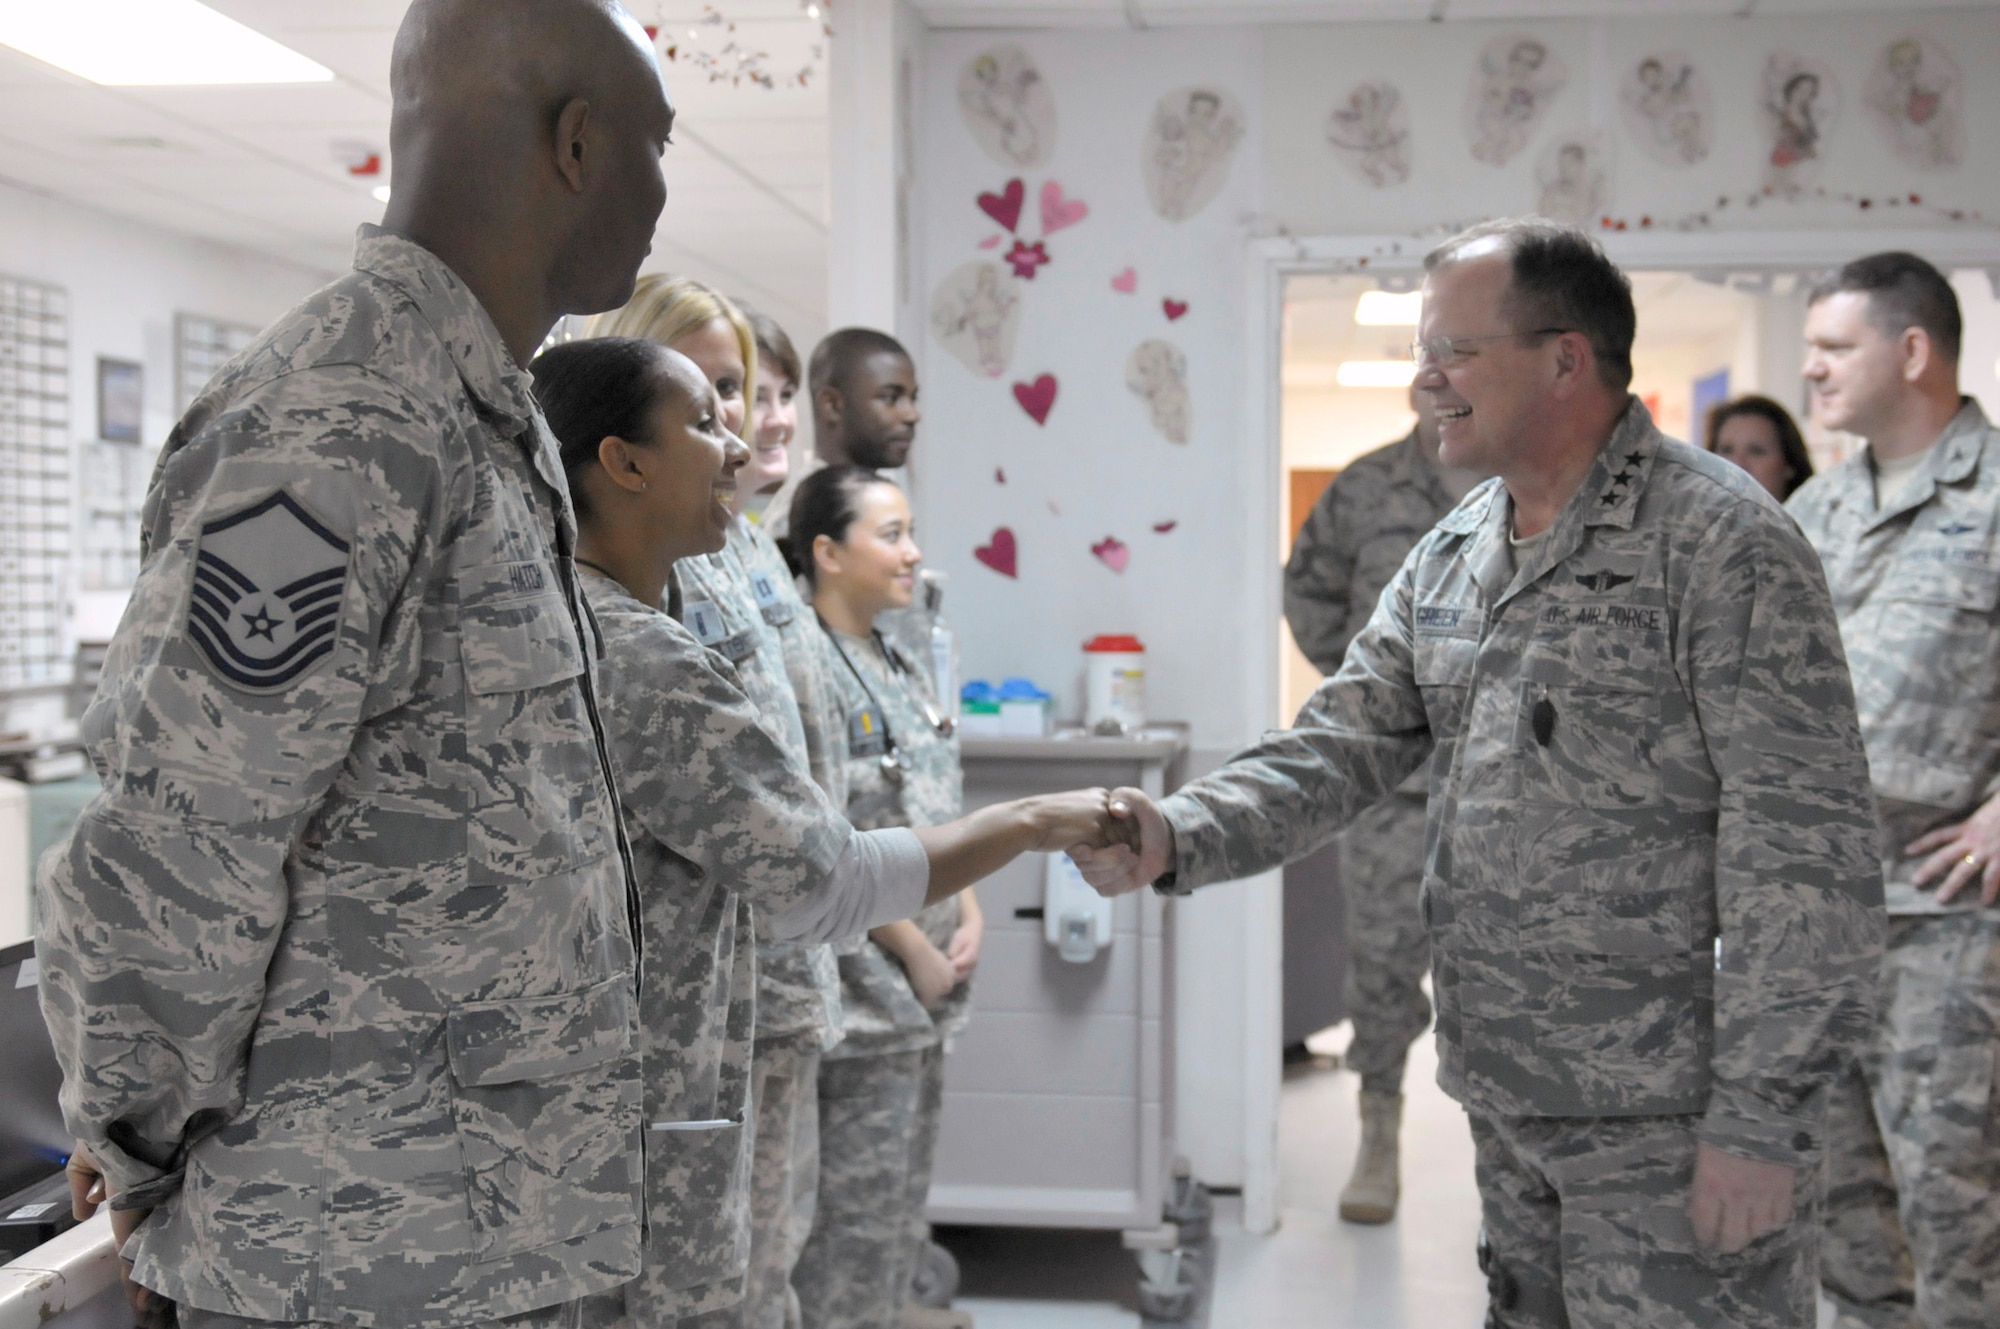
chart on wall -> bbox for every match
[77,438,149,591]
[176,312,258,414]
[0,276,71,690]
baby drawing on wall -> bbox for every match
[1126,340,1190,445]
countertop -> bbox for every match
[959,723,1189,762]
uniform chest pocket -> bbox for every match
[1518,626,1665,808]
[1879,562,2000,694]
[456,560,615,881]
[458,561,584,694]
[1414,631,1479,740]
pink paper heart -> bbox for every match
[1091,537,1130,573]
[1040,180,1089,235]
[978,178,1025,232]
[995,467,1007,484]
[1162,298,1189,321]
[978,234,1003,249]
[974,527,1018,578]
[1152,520,1178,534]
[1111,267,1137,293]
[1012,373,1058,425]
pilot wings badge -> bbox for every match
[186,491,351,693]
[1574,570,1636,592]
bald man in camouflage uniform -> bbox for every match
[1075,220,1884,1328]
[1788,252,2000,1329]
[1283,387,1478,1223]
[33,6,676,1325]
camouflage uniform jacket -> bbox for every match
[675,542,843,1043]
[1787,399,2000,916]
[818,625,971,1059]
[1159,402,1885,1165]
[1284,429,1457,798]
[581,567,926,1319]
[35,229,646,1326]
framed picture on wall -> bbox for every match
[97,356,142,444]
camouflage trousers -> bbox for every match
[904,1036,949,1294]
[179,1302,592,1329]
[1336,793,1431,1095]
[1471,1112,1818,1329]
[701,1030,825,1329]
[794,1044,943,1329]
[1821,911,2000,1329]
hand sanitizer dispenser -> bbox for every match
[1044,852,1113,963]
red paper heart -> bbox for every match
[1040,180,1089,234]
[1163,298,1189,321]
[978,178,1025,233]
[974,527,1018,578]
[1152,520,1178,534]
[1092,536,1130,573]
[995,467,1007,484]
[1013,373,1058,425]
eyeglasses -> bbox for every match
[1409,328,1571,368]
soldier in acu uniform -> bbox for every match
[1283,385,1480,1223]
[1787,252,2000,1329]
[788,468,979,1329]
[1073,219,1885,1329]
[37,4,676,1328]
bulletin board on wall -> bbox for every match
[0,276,71,691]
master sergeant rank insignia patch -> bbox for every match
[187,491,351,693]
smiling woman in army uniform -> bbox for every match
[527,338,1110,1329]
[786,466,979,1329]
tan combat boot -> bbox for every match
[1338,1091,1403,1224]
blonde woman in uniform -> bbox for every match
[529,337,1113,1327]
[788,466,979,1329]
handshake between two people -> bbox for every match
[1015,786,1175,896]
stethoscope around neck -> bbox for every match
[817,613,954,784]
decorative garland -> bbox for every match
[645,3,830,91]
[1594,186,1997,234]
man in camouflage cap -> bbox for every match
[1073,218,1884,1327]
[37,2,674,1326]
[1788,252,2000,1329]
[1283,384,1479,1224]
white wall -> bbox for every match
[0,181,332,731]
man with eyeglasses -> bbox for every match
[1071,218,1884,1327]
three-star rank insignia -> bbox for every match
[186,491,351,693]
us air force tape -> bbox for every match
[186,490,350,693]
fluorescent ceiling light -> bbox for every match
[1354,290,1422,326]
[371,185,392,204]
[0,0,333,86]
[1336,360,1417,389]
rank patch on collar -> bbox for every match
[187,491,350,693]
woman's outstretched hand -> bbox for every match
[1067,787,1172,896]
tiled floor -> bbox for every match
[947,1028,1490,1327]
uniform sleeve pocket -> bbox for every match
[457,560,584,695]
[446,976,635,1087]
